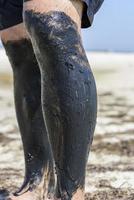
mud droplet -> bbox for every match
[65,62,75,70]
[84,80,89,85]
[79,69,84,73]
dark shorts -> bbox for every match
[0,0,104,30]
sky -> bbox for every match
[82,0,134,52]
[0,0,134,52]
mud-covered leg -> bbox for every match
[1,24,55,199]
[23,0,97,199]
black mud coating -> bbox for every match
[0,189,10,200]
[24,11,97,199]
[2,39,55,198]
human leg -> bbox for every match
[23,0,97,199]
[1,23,55,199]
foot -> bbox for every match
[10,191,55,200]
[54,189,84,200]
[9,191,37,200]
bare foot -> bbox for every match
[9,191,37,200]
[53,189,84,200]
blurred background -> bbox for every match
[0,0,134,199]
[82,0,134,52]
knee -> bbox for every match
[1,23,28,43]
[24,10,81,48]
[1,24,33,70]
[2,39,36,70]
[23,10,85,76]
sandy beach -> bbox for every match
[0,50,134,199]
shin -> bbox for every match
[24,9,97,199]
[1,24,55,198]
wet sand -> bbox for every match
[0,51,134,199]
